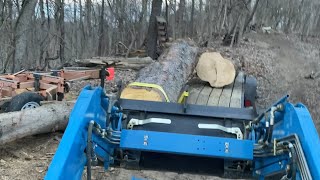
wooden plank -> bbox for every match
[218,82,235,107]
[196,86,212,105]
[207,88,223,106]
[187,85,204,104]
[230,72,244,108]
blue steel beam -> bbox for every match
[45,86,108,180]
[120,130,253,160]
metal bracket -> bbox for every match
[127,118,171,129]
[198,124,243,140]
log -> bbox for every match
[196,52,236,88]
[0,101,73,145]
[121,39,199,102]
[75,57,154,70]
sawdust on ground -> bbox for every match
[1,33,319,180]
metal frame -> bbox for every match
[0,68,103,100]
[120,99,256,121]
[120,130,253,160]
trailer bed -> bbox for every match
[187,72,244,108]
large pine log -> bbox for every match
[0,102,73,145]
[121,39,198,102]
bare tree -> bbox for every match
[190,0,195,37]
[147,0,162,59]
[12,0,37,72]
[98,0,105,56]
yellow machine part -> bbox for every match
[120,82,189,103]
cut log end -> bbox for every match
[196,52,236,88]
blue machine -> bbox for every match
[45,86,320,180]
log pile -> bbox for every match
[74,56,154,70]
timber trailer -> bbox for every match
[45,75,320,179]
[0,67,112,112]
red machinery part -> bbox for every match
[106,67,115,81]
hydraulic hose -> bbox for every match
[252,95,288,124]
[86,121,94,180]
[262,106,277,144]
[263,125,270,143]
[287,143,297,179]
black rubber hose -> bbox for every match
[263,126,270,142]
[87,121,94,180]
[267,124,274,143]
[287,145,297,179]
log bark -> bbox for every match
[122,39,198,102]
[0,101,73,145]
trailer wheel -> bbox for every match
[7,92,44,112]
[0,101,10,113]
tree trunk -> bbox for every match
[12,0,37,72]
[46,0,50,28]
[79,0,85,58]
[243,0,260,33]
[208,0,216,42]
[220,1,228,34]
[86,0,92,55]
[0,0,4,25]
[172,0,177,39]
[60,0,65,64]
[39,0,47,68]
[0,102,73,145]
[165,0,169,26]
[190,0,195,37]
[73,0,77,58]
[146,0,162,59]
[178,0,186,37]
[3,0,14,73]
[98,0,105,56]
[122,40,198,102]
[139,0,148,47]
[198,0,204,39]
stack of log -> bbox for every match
[74,56,154,70]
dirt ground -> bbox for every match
[1,33,319,180]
